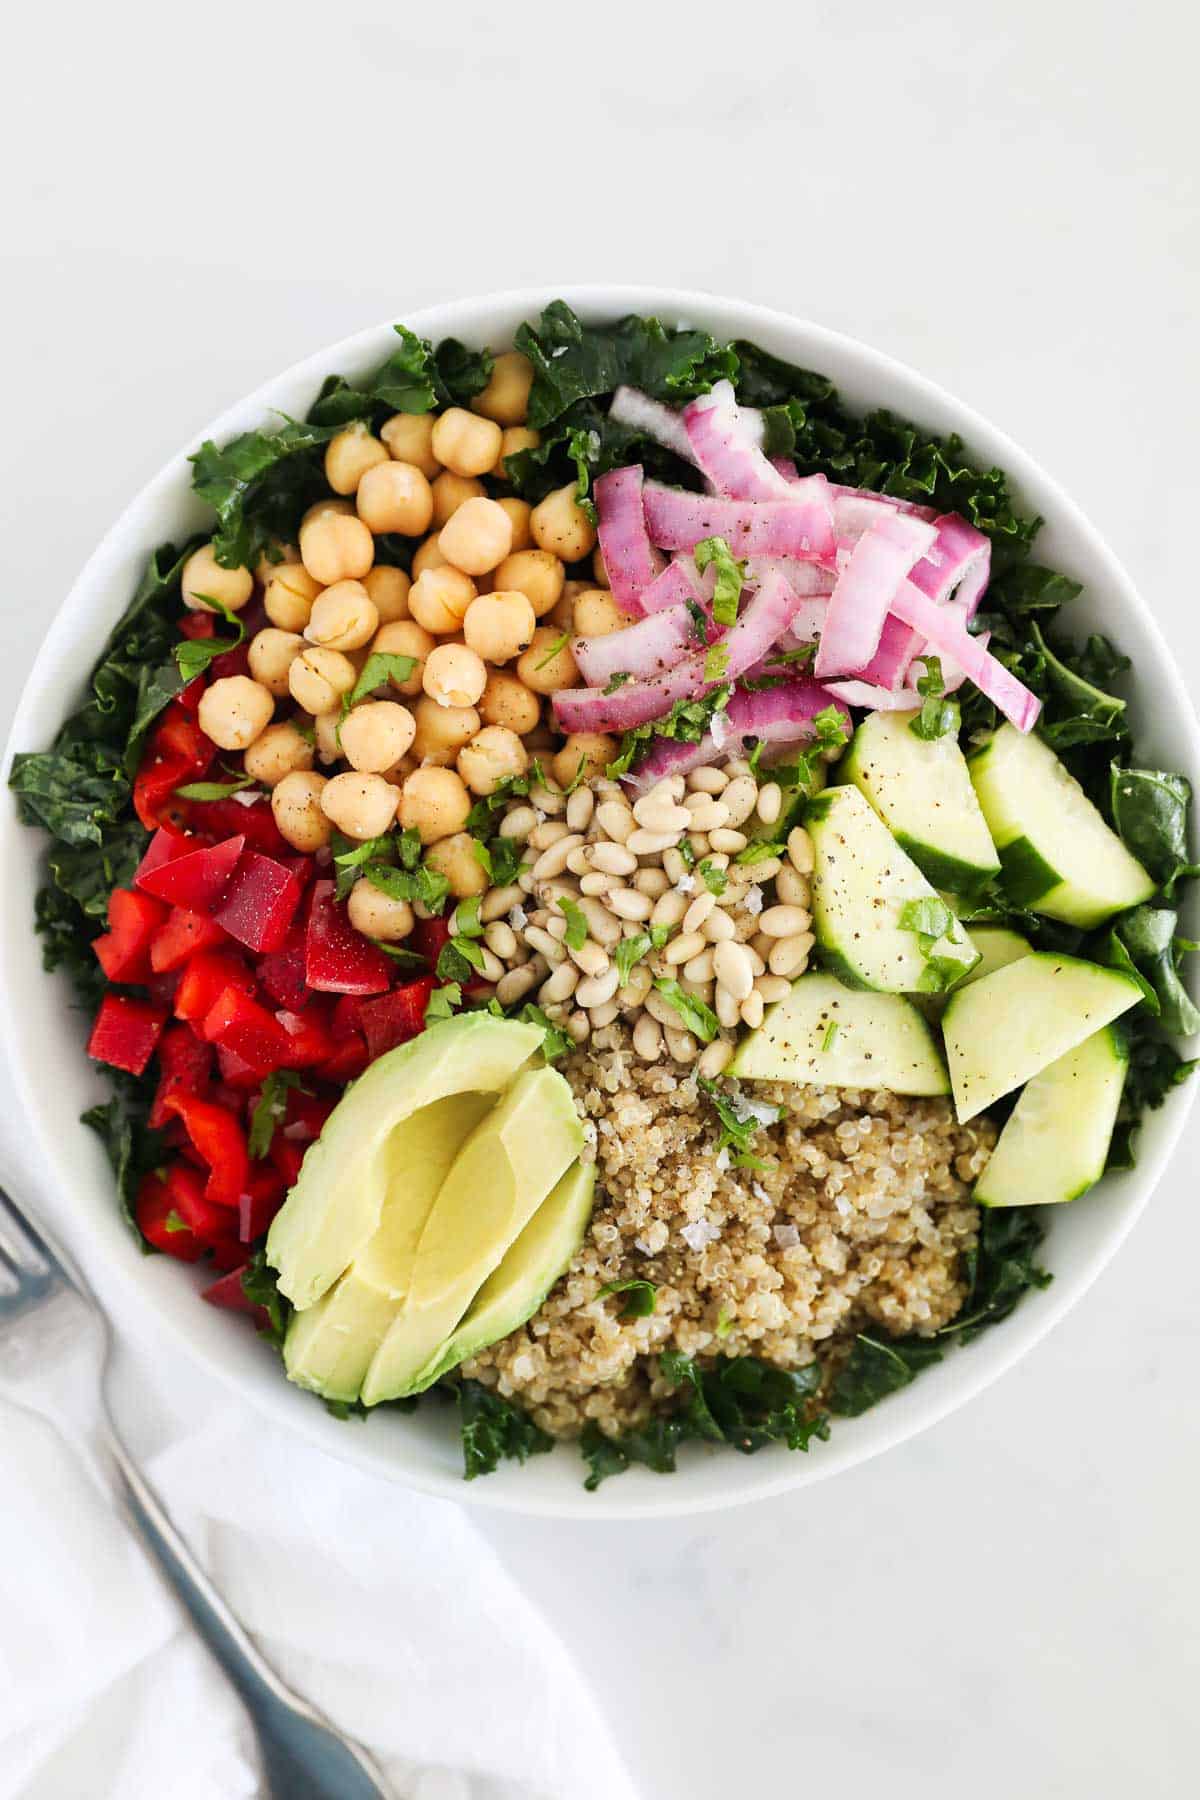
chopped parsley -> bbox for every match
[693,535,746,628]
[909,656,960,741]
[597,1278,657,1319]
[602,670,633,695]
[653,978,719,1042]
[698,859,728,896]
[698,1077,783,1170]
[556,895,589,952]
[174,596,246,680]
[613,922,673,986]
[534,631,570,671]
[247,1069,304,1160]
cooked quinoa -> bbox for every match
[464,1023,996,1440]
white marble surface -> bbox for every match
[3,2,1198,1795]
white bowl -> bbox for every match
[3,285,1197,1518]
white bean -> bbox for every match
[687,765,728,793]
[708,828,748,855]
[528,818,570,852]
[484,920,517,960]
[768,932,814,978]
[773,864,811,907]
[697,1038,734,1079]
[607,887,653,922]
[740,990,765,1029]
[755,782,783,825]
[755,974,792,1004]
[496,964,539,1004]
[525,925,565,964]
[634,867,670,898]
[703,908,736,943]
[594,801,634,843]
[531,833,584,880]
[540,961,580,1003]
[713,939,754,1001]
[621,962,653,1006]
[569,938,610,978]
[715,984,741,1029]
[650,890,689,929]
[566,786,595,832]
[576,966,620,1008]
[580,871,618,897]
[684,797,730,832]
[644,990,681,1029]
[721,776,759,826]
[589,840,638,876]
[500,804,537,839]
[682,891,716,934]
[627,827,681,856]
[580,897,622,945]
[683,948,716,983]
[566,1011,590,1044]
[633,1014,664,1060]
[565,846,592,876]
[665,1028,698,1063]
[480,883,523,922]
[664,930,706,966]
[633,791,692,834]
[759,904,811,938]
[529,781,565,814]
[589,998,621,1027]
[787,826,814,874]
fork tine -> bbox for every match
[0,1185,56,1277]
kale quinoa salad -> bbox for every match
[11,300,1198,1490]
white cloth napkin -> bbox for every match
[0,1298,637,1800]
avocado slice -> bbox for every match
[361,1064,585,1404]
[412,1159,595,1391]
[282,1089,496,1401]
[266,1013,543,1310]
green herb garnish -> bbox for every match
[693,536,746,627]
[597,1278,658,1319]
[654,979,719,1042]
[556,896,588,951]
[248,1069,304,1161]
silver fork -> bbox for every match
[0,1182,394,1800]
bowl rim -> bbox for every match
[3,282,1197,1519]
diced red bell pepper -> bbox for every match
[155,705,215,772]
[149,1024,214,1128]
[201,1264,271,1322]
[238,1169,286,1244]
[274,1007,337,1069]
[135,1172,206,1261]
[202,985,294,1077]
[174,948,256,1024]
[257,927,312,1011]
[318,1035,370,1084]
[182,795,288,858]
[162,1092,250,1211]
[149,906,229,973]
[134,753,194,831]
[357,978,436,1061]
[412,915,452,965]
[330,994,363,1038]
[162,1160,241,1249]
[305,881,392,995]
[217,1045,265,1090]
[92,888,169,984]
[212,852,303,954]
[177,674,207,715]
[210,642,252,681]
[179,612,216,642]
[87,993,167,1075]
[209,1240,253,1273]
[137,833,245,912]
[268,1134,307,1187]
[284,1087,336,1142]
[134,826,194,887]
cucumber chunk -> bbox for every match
[968,725,1154,927]
[974,1026,1128,1207]
[942,951,1142,1121]
[843,709,1000,894]
[807,785,979,993]
[730,972,950,1095]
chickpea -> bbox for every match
[431,407,502,479]
[545,584,578,633]
[399,765,472,844]
[496,496,533,553]
[531,483,597,562]
[363,564,411,623]
[320,770,400,841]
[572,586,627,638]
[494,426,539,477]
[254,541,297,585]
[248,628,305,697]
[424,829,489,898]
[409,566,476,635]
[313,708,343,765]
[431,471,486,528]
[493,549,564,618]
[380,411,440,479]
[372,620,434,696]
[516,625,578,695]
[339,700,416,774]
[412,534,449,578]
[181,542,254,614]
[423,642,487,709]
[198,676,274,751]
[552,733,617,789]
[324,422,388,495]
[271,770,331,852]
[300,510,375,586]
[462,590,536,664]
[457,726,529,796]
[355,460,434,538]
[410,695,480,764]
[479,668,541,736]
[304,580,379,651]
[347,879,414,942]
[264,562,321,631]
[302,497,355,527]
[243,721,314,787]
[592,546,610,588]
[287,646,357,715]
[474,351,535,427]
[438,496,513,577]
